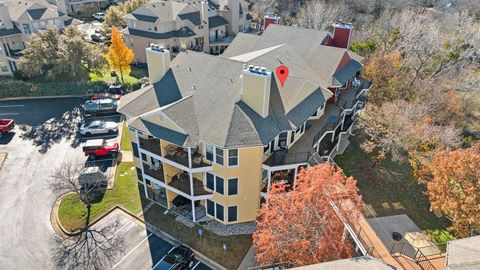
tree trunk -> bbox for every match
[85,204,91,228]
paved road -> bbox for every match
[0,98,120,269]
[91,209,214,270]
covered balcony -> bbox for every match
[139,137,162,156]
[142,162,164,182]
[167,172,211,197]
[163,145,210,169]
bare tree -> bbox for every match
[295,0,352,30]
[50,160,108,227]
[51,219,127,270]
[50,160,126,269]
[359,98,463,180]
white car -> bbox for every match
[92,12,105,20]
[80,120,118,136]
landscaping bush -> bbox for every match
[0,77,106,98]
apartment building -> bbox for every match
[122,0,252,63]
[58,0,109,15]
[118,23,372,225]
[0,0,76,75]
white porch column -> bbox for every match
[191,200,196,222]
[266,170,272,194]
[293,167,298,190]
[187,147,192,168]
[189,172,194,197]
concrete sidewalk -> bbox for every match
[238,245,256,270]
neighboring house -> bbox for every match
[446,235,480,270]
[58,0,109,15]
[122,0,252,63]
[0,0,77,75]
[117,24,372,225]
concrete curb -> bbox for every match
[0,95,85,101]
[0,152,7,170]
[51,200,226,270]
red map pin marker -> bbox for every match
[276,65,289,87]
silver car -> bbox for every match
[79,120,118,136]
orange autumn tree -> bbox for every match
[427,143,480,237]
[106,27,134,84]
[253,163,364,267]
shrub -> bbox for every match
[0,77,106,98]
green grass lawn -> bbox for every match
[58,162,142,231]
[120,122,132,151]
[334,132,454,244]
[144,204,252,270]
[89,65,147,86]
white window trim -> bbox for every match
[215,147,224,166]
[227,177,239,196]
[215,175,225,195]
[205,172,225,195]
[227,148,239,167]
[227,205,238,222]
[206,200,225,222]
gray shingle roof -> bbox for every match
[124,27,196,39]
[333,59,362,86]
[208,15,229,28]
[222,24,360,89]
[129,118,188,146]
[27,8,46,20]
[119,50,328,148]
[0,26,22,37]
[131,13,158,23]
[446,236,480,270]
[178,12,201,26]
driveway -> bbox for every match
[0,97,120,269]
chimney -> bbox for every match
[56,0,67,15]
[263,14,281,30]
[241,65,272,118]
[332,21,353,49]
[146,44,171,84]
[0,2,13,30]
[200,0,208,22]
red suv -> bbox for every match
[83,139,119,160]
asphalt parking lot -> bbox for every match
[0,97,122,269]
[93,209,214,270]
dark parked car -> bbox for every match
[82,98,118,116]
[154,245,194,270]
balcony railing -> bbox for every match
[168,173,211,196]
[139,137,162,156]
[317,133,336,156]
[263,150,311,167]
[163,146,210,168]
[143,163,164,182]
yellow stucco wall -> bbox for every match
[208,146,263,224]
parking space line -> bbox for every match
[0,105,24,108]
[151,246,176,270]
[111,232,153,269]
[191,261,201,270]
[92,221,133,252]
[0,113,19,116]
